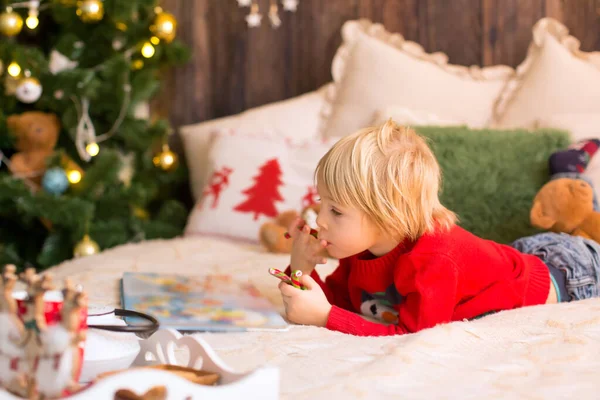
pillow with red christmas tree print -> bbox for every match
[184,132,334,242]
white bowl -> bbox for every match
[79,306,140,383]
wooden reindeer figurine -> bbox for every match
[0,265,27,396]
[19,268,55,400]
[19,269,54,344]
[35,278,87,399]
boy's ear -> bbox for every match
[530,200,556,229]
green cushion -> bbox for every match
[414,126,570,244]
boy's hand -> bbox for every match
[279,275,331,327]
[288,217,328,275]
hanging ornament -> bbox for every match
[74,234,100,257]
[237,0,252,6]
[42,167,69,195]
[132,206,149,220]
[269,2,281,28]
[0,7,23,37]
[49,50,79,75]
[26,1,40,30]
[150,7,177,43]
[115,21,127,31]
[246,3,262,27]
[15,71,43,104]
[75,97,98,162]
[131,59,144,70]
[112,37,125,50]
[76,0,104,23]
[282,0,299,12]
[117,151,135,187]
[153,144,178,172]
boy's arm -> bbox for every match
[326,255,458,336]
[285,259,354,312]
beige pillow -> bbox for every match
[320,19,513,138]
[494,18,600,129]
[371,106,466,127]
[180,84,330,201]
[537,113,600,191]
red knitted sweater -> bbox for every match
[298,225,550,336]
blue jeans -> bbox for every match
[512,232,600,302]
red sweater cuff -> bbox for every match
[525,258,552,306]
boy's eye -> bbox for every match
[330,208,342,217]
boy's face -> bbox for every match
[316,182,392,258]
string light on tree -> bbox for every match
[7,61,21,77]
[141,41,155,58]
[0,7,24,36]
[76,0,104,23]
[150,7,177,43]
[26,1,40,30]
[86,142,99,157]
[67,169,82,184]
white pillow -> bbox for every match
[184,132,334,242]
[493,18,600,128]
[180,84,330,201]
[371,106,466,127]
[320,19,513,138]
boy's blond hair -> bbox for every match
[315,119,457,241]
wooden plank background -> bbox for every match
[155,0,600,131]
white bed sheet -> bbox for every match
[47,236,600,399]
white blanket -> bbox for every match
[47,236,600,399]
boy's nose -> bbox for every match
[316,213,326,231]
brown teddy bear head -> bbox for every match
[530,178,594,234]
[7,111,60,152]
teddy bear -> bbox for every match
[259,203,331,257]
[6,111,61,184]
[530,178,600,243]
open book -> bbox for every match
[121,272,288,332]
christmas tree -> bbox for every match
[234,158,284,220]
[0,0,191,270]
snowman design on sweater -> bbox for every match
[359,284,404,324]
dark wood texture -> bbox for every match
[155,0,600,130]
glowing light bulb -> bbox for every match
[67,170,82,184]
[141,42,155,58]
[150,36,160,45]
[26,15,38,29]
[86,143,99,157]
[7,62,21,77]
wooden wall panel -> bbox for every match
[156,0,600,132]
[482,0,545,66]
[419,0,483,66]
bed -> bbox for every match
[47,236,600,399]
